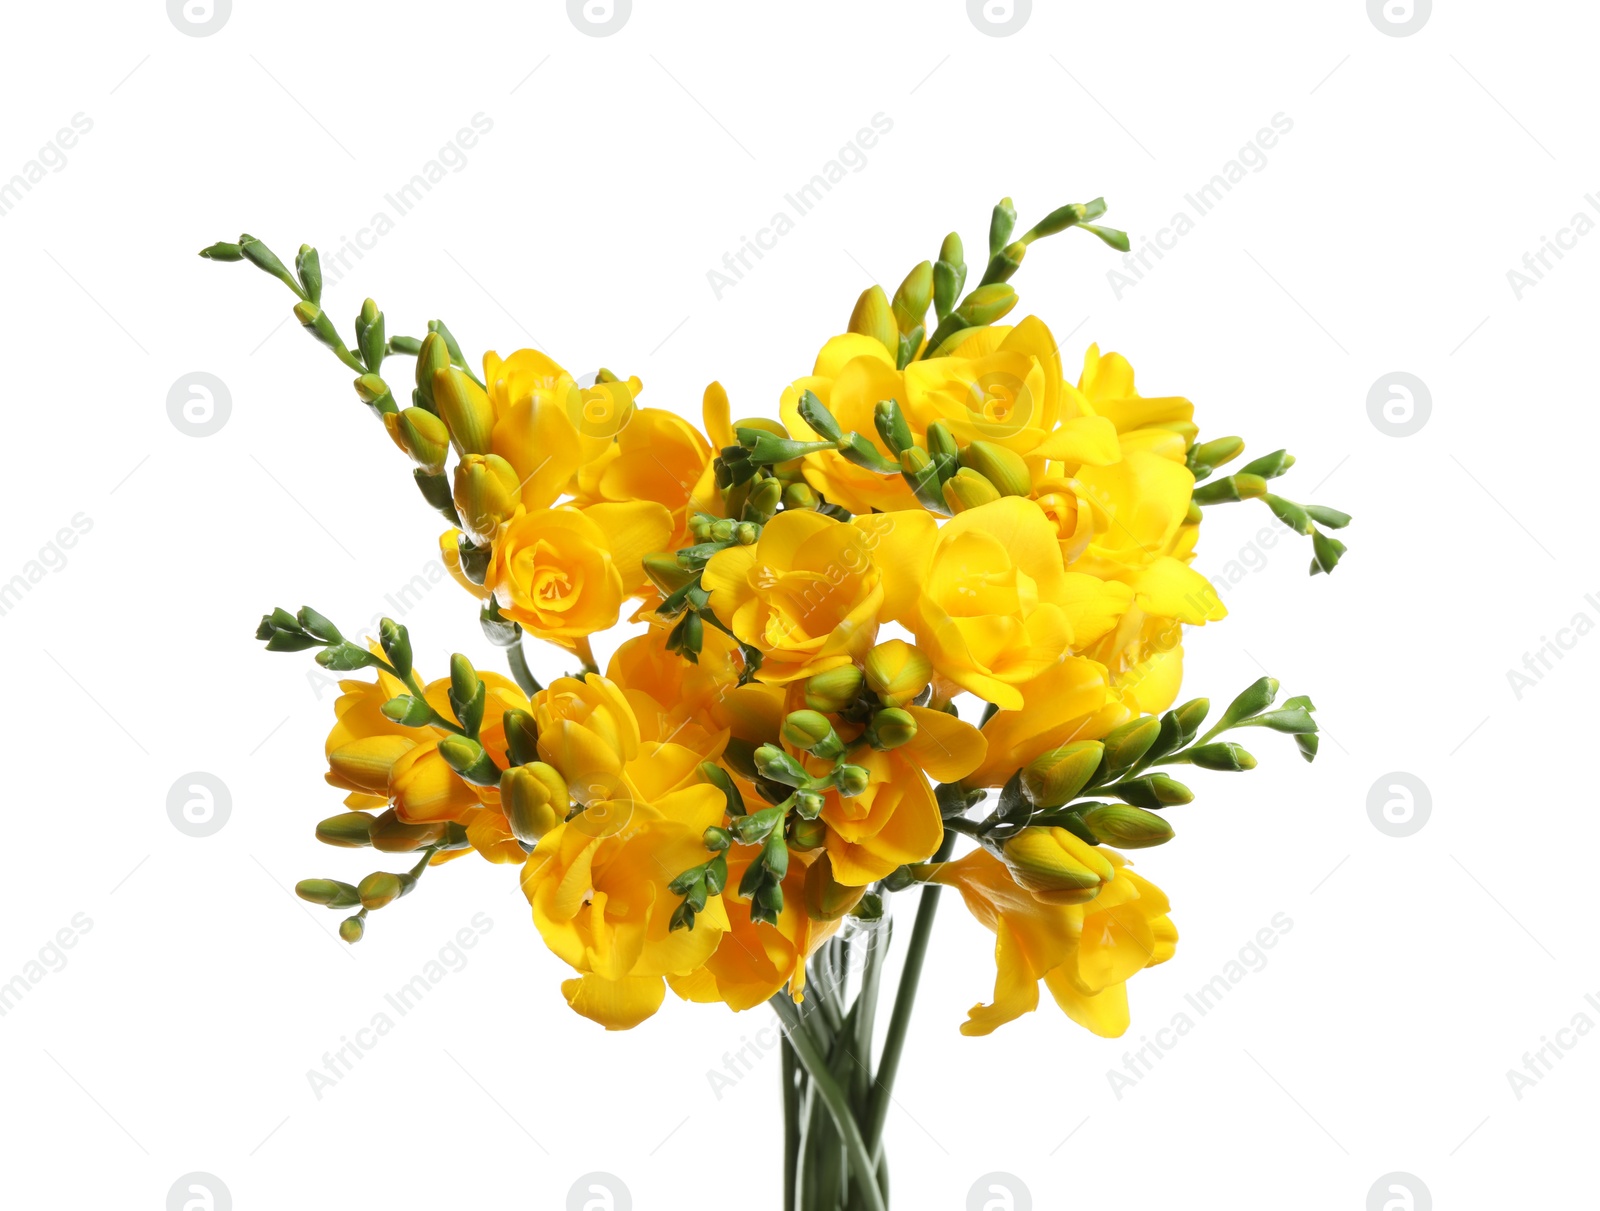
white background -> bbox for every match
[0,1,1591,1207]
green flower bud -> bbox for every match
[1173,697,1210,739]
[835,764,871,797]
[789,817,827,850]
[296,878,361,908]
[384,407,452,475]
[369,810,448,853]
[339,915,365,943]
[1112,774,1193,810]
[380,695,431,727]
[358,872,404,910]
[954,283,1018,328]
[438,735,500,786]
[781,710,844,759]
[754,744,810,788]
[414,332,452,413]
[703,825,731,852]
[1192,436,1245,470]
[295,606,343,645]
[295,244,323,305]
[866,707,917,750]
[434,366,494,456]
[1102,716,1162,773]
[804,665,864,713]
[943,467,1003,513]
[782,482,819,511]
[988,197,1018,258]
[1310,529,1347,575]
[1208,677,1279,737]
[1238,448,1295,480]
[1188,742,1258,771]
[925,421,959,463]
[315,812,376,848]
[892,261,934,334]
[503,709,540,767]
[874,398,916,457]
[1080,803,1175,848]
[960,441,1031,497]
[1021,741,1104,808]
[378,617,413,678]
[356,299,385,372]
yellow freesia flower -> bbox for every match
[488,503,672,644]
[702,510,886,683]
[905,497,1126,709]
[928,846,1176,1037]
[521,786,730,1030]
[571,407,717,551]
[963,657,1128,790]
[1073,343,1196,461]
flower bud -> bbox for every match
[327,735,417,794]
[805,665,864,713]
[805,853,866,920]
[1080,803,1174,849]
[735,521,759,545]
[501,764,565,845]
[384,406,451,475]
[358,871,404,910]
[1238,448,1295,480]
[1020,741,1104,808]
[434,366,495,456]
[925,421,959,463]
[353,373,395,414]
[453,452,520,545]
[381,695,433,727]
[864,639,932,708]
[789,817,827,850]
[296,878,361,908]
[835,764,871,797]
[643,551,697,595]
[703,825,731,852]
[745,476,783,522]
[1113,774,1193,810]
[438,735,500,786]
[1001,827,1115,905]
[960,441,1031,497]
[1188,742,1257,771]
[1173,697,1209,739]
[1213,677,1279,734]
[378,617,413,678]
[954,283,1018,328]
[339,915,365,943]
[782,710,845,759]
[783,482,819,510]
[1191,436,1244,470]
[892,261,934,334]
[414,332,451,412]
[754,744,810,788]
[943,468,1002,513]
[848,284,899,355]
[503,709,540,767]
[369,809,448,853]
[866,707,917,750]
[315,812,376,848]
[1102,716,1162,773]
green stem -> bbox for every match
[772,994,886,1211]
[782,1036,801,1210]
[507,641,543,697]
[866,834,953,1162]
[850,920,890,1119]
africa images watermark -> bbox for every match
[1106,912,1294,1099]
[306,913,493,1100]
[1503,591,1600,700]
[706,113,895,300]
[1505,194,1600,301]
[0,913,94,1019]
[317,114,496,291]
[0,514,94,620]
[1504,989,1600,1101]
[0,113,93,220]
[1108,113,1294,300]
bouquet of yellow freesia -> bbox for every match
[211,195,1348,1211]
